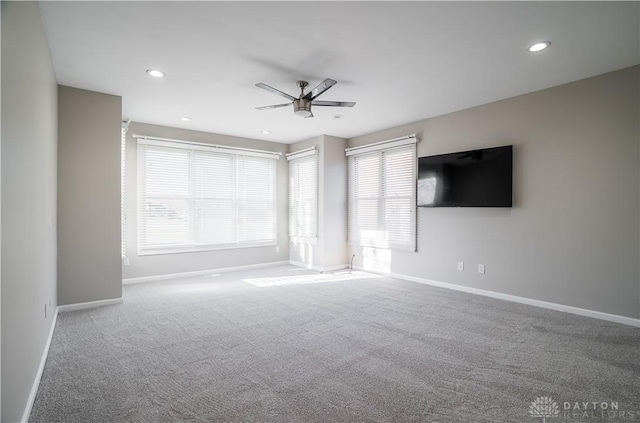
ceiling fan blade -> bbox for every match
[255,103,291,110]
[311,100,356,107]
[303,78,337,100]
[255,83,296,101]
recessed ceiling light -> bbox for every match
[146,69,165,78]
[181,116,192,122]
[527,41,551,53]
[262,130,271,135]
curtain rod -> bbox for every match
[285,147,316,158]
[345,133,417,154]
[133,134,282,157]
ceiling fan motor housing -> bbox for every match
[293,98,312,117]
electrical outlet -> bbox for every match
[478,264,485,274]
[275,245,280,253]
[123,256,130,266]
[457,261,464,271]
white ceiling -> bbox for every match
[39,1,639,144]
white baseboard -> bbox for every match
[122,261,290,285]
[21,307,58,423]
[289,260,349,273]
[57,297,123,313]
[354,266,640,328]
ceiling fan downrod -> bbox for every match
[296,80,309,97]
[294,81,312,117]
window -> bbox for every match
[121,122,128,260]
[138,138,279,254]
[287,148,318,240]
[347,136,417,251]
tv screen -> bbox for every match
[417,145,513,207]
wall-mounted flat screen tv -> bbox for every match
[417,145,513,207]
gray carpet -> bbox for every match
[29,265,640,422]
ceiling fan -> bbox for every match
[255,78,355,118]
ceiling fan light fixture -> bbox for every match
[293,99,312,118]
[295,110,312,118]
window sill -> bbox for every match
[138,241,277,256]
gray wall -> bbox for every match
[320,136,348,269]
[58,86,122,305]
[123,122,289,280]
[288,135,348,270]
[1,2,59,421]
[347,66,640,319]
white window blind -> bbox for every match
[121,122,128,260]
[138,138,278,254]
[287,149,318,239]
[347,137,417,251]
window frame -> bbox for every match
[347,136,417,252]
[287,148,318,243]
[137,137,280,256]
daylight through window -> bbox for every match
[138,138,279,254]
[287,148,318,240]
[347,136,417,251]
